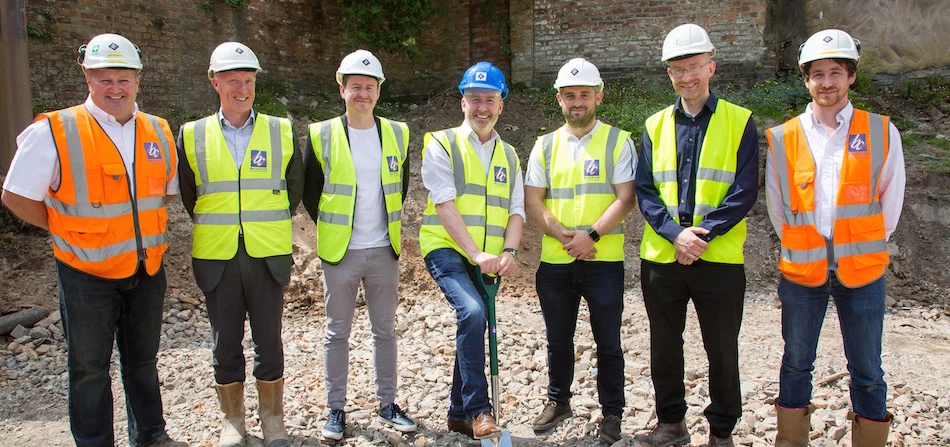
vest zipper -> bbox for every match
[129,129,146,265]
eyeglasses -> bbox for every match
[669,61,711,78]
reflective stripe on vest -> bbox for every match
[767,109,890,287]
[419,128,519,263]
[43,105,173,279]
[538,124,628,263]
[183,113,293,260]
[309,116,407,263]
[640,100,751,264]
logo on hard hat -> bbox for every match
[823,35,834,43]
[493,166,508,184]
[571,68,579,76]
[387,156,399,173]
[475,72,487,81]
[235,47,244,54]
[250,150,268,169]
[144,142,162,162]
[90,45,100,54]
[848,134,868,154]
[108,42,119,51]
[584,160,600,177]
[362,58,371,66]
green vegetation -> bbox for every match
[341,0,439,59]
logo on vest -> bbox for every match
[387,156,399,173]
[494,166,508,184]
[250,150,268,170]
[144,142,162,162]
[848,134,868,154]
[584,160,600,177]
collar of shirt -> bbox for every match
[217,108,256,131]
[458,120,498,149]
[560,120,602,144]
[804,100,853,132]
[84,95,139,127]
[672,92,718,118]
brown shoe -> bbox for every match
[533,401,573,432]
[633,420,690,447]
[447,418,474,439]
[472,411,503,440]
[706,435,735,447]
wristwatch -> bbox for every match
[587,227,601,242]
[503,247,519,260]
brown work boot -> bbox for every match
[145,436,189,447]
[214,381,246,447]
[776,403,815,447]
[705,435,735,446]
[633,420,690,447]
[447,418,475,439]
[257,378,291,447]
[850,411,893,447]
[472,411,502,440]
[599,414,622,444]
[532,401,573,432]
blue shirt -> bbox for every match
[636,93,759,243]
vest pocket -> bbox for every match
[840,181,871,203]
[64,219,109,247]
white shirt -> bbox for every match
[218,108,256,168]
[3,96,180,201]
[524,120,637,188]
[420,121,526,220]
[766,102,906,240]
[347,125,392,250]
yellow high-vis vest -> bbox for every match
[537,124,629,264]
[308,116,408,264]
[182,113,294,260]
[640,99,751,264]
[419,128,519,264]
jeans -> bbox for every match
[323,247,399,410]
[424,248,492,421]
[778,275,888,421]
[56,260,170,447]
[640,259,745,438]
[536,261,625,417]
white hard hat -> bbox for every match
[336,49,385,86]
[662,24,716,62]
[553,58,604,91]
[798,29,861,66]
[79,34,142,70]
[208,42,262,80]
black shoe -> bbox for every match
[599,414,622,444]
[322,409,346,441]
[378,403,417,433]
[532,401,573,432]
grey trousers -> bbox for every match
[322,246,399,410]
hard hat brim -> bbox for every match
[336,71,386,86]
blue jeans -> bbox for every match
[424,248,492,421]
[57,261,170,447]
[536,261,625,416]
[778,275,888,421]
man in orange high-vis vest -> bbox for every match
[1,34,186,447]
[766,29,905,447]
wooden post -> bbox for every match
[0,0,34,175]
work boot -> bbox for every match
[472,411,502,440]
[599,414,622,444]
[775,403,815,446]
[633,420,690,447]
[447,418,475,439]
[850,411,893,447]
[256,378,291,447]
[322,409,346,441]
[145,435,189,447]
[532,401,573,432]
[214,382,246,447]
[705,435,735,446]
[378,403,417,433]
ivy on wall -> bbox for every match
[341,0,439,59]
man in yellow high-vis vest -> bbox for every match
[634,24,758,447]
[178,42,302,447]
[301,50,415,442]
[524,58,637,444]
[420,62,524,441]
[2,33,185,447]
[766,29,905,447]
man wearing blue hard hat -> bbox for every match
[419,62,525,440]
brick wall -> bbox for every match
[510,0,772,87]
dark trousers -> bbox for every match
[640,259,745,438]
[536,261,625,417]
[201,240,285,384]
[57,261,170,447]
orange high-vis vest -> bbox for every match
[41,105,176,279]
[767,109,890,288]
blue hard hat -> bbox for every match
[458,61,509,99]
